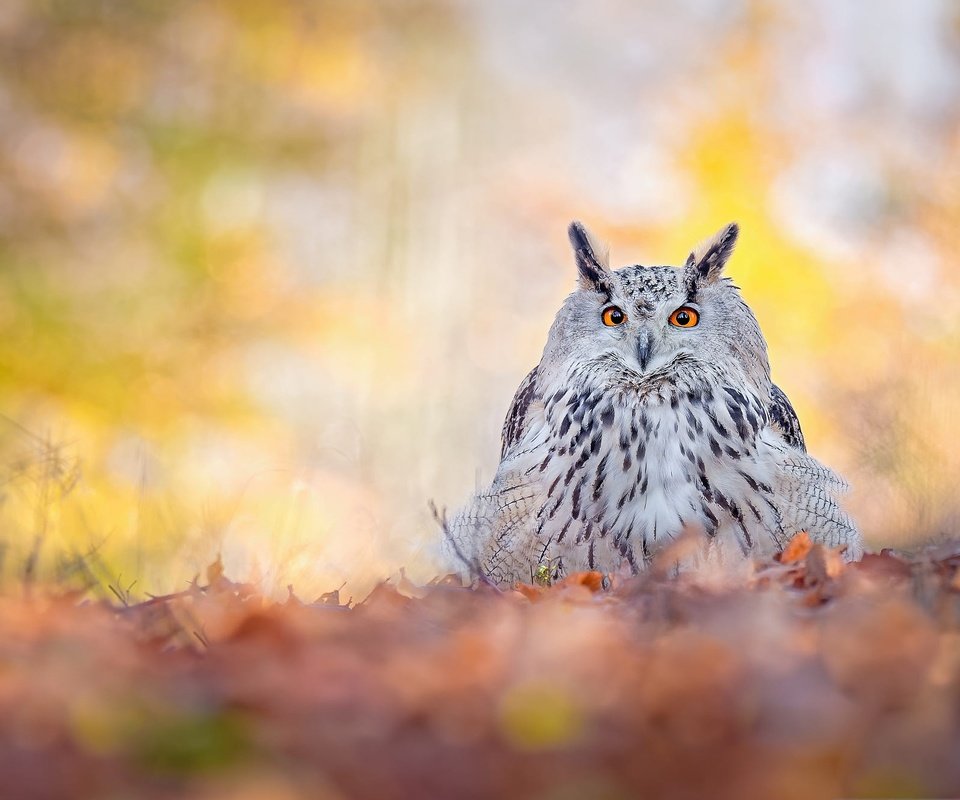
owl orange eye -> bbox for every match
[669,306,700,328]
[602,306,627,327]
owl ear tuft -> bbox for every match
[682,222,739,294]
[568,221,612,294]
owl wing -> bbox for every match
[500,366,543,459]
[767,383,806,452]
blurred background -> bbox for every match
[0,0,957,598]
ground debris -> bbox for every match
[1,537,960,799]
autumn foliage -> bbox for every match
[0,536,957,800]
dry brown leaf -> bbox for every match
[514,583,546,602]
[780,531,813,564]
[854,551,913,580]
[207,556,225,586]
[555,571,605,593]
[1,544,959,799]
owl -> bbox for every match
[444,221,862,585]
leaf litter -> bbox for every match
[1,535,959,799]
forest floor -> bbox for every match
[1,534,959,800]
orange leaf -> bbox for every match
[556,571,605,593]
[515,583,546,602]
[780,532,813,564]
[206,556,225,586]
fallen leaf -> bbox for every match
[780,531,813,564]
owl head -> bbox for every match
[540,222,771,388]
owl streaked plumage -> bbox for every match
[444,221,862,585]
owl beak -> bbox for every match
[636,329,654,371]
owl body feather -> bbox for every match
[444,223,862,584]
